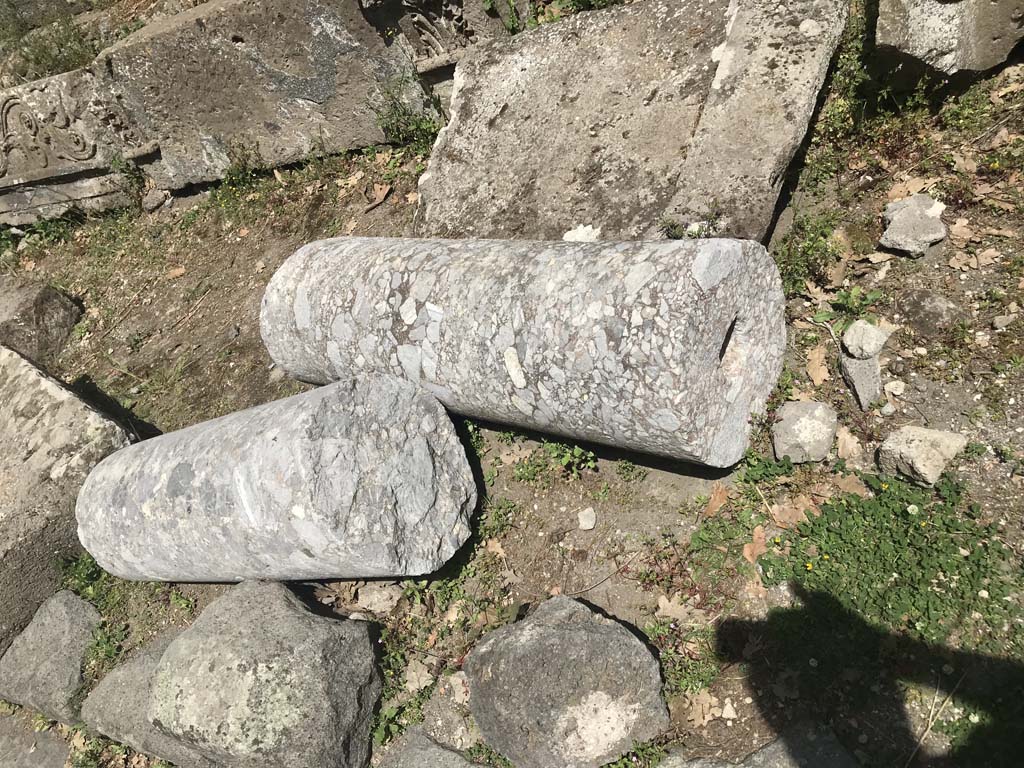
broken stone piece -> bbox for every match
[897,289,965,338]
[877,426,968,485]
[842,319,893,360]
[771,401,838,464]
[261,237,786,468]
[463,596,669,768]
[379,729,474,768]
[840,354,882,411]
[82,628,218,768]
[421,672,481,753]
[876,0,1024,75]
[355,582,404,615]
[416,0,847,241]
[76,376,476,581]
[149,582,381,768]
[880,194,947,257]
[0,591,100,724]
[0,276,81,365]
[0,346,129,655]
[577,506,597,531]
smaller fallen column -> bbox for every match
[76,376,476,581]
[260,237,786,467]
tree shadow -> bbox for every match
[716,585,1024,767]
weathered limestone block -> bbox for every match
[463,597,669,768]
[0,275,81,364]
[877,0,1024,75]
[0,346,129,656]
[0,712,70,768]
[76,376,476,581]
[416,0,847,241]
[82,629,219,768]
[149,581,381,768]
[261,237,786,467]
[379,729,474,768]
[0,591,100,724]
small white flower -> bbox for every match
[907,504,919,514]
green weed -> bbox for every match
[543,441,597,479]
[372,80,440,156]
[772,214,840,295]
[615,459,648,484]
[466,743,514,766]
[602,740,667,767]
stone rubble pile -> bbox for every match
[260,236,786,468]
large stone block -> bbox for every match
[0,275,81,365]
[0,591,100,724]
[260,237,786,467]
[416,0,847,241]
[0,713,70,768]
[76,376,476,581]
[463,597,669,768]
[0,346,128,656]
[877,0,1024,75]
[1,0,432,224]
[148,581,381,768]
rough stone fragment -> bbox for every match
[1,0,432,224]
[842,319,892,360]
[420,672,480,752]
[261,237,786,467]
[0,346,128,655]
[662,723,857,767]
[577,506,597,530]
[81,629,218,768]
[877,0,1024,75]
[0,275,81,364]
[771,402,838,464]
[463,596,669,768]
[880,194,947,257]
[0,591,100,724]
[379,729,474,768]
[840,354,882,411]
[77,376,475,581]
[416,0,847,241]
[877,426,968,485]
[0,713,70,768]
[897,289,966,338]
[148,581,381,768]
[355,582,404,615]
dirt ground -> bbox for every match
[2,9,1023,768]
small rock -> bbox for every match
[0,713,69,768]
[578,506,597,531]
[884,380,906,397]
[897,289,965,338]
[880,402,897,416]
[993,314,1016,330]
[0,275,82,365]
[464,596,669,768]
[840,354,882,411]
[0,591,101,724]
[842,319,892,359]
[141,189,168,213]
[421,672,481,752]
[379,729,474,768]
[877,426,968,485]
[356,582,403,615]
[879,194,947,257]
[771,401,838,463]
[148,581,381,768]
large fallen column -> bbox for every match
[260,237,786,467]
[76,376,476,581]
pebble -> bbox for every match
[993,315,1017,330]
[577,507,597,531]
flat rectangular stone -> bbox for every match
[416,0,846,242]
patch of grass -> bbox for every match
[61,553,126,614]
[647,619,720,695]
[615,459,648,484]
[603,740,667,767]
[83,621,128,680]
[772,213,840,295]
[9,16,98,81]
[467,743,514,766]
[963,442,988,459]
[761,474,1018,648]
[542,441,597,479]
[479,497,517,539]
[372,79,440,156]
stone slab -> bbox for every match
[261,236,786,467]
[0,275,81,365]
[379,729,474,768]
[416,0,847,241]
[663,723,857,767]
[0,591,100,724]
[76,376,476,581]
[0,714,69,768]
[877,0,1024,75]
[0,346,128,656]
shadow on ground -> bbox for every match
[716,586,1024,767]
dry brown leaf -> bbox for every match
[977,248,1000,267]
[836,426,862,461]
[363,183,392,212]
[485,538,506,558]
[993,81,1024,102]
[981,227,1017,238]
[344,218,358,235]
[742,525,768,564]
[405,191,420,204]
[404,659,433,693]
[703,482,729,518]
[165,266,186,279]
[949,252,975,271]
[686,690,722,727]
[952,152,978,175]
[834,474,870,497]
[987,127,1011,150]
[949,218,975,243]
[806,344,830,387]
[769,497,810,529]
[803,280,831,307]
